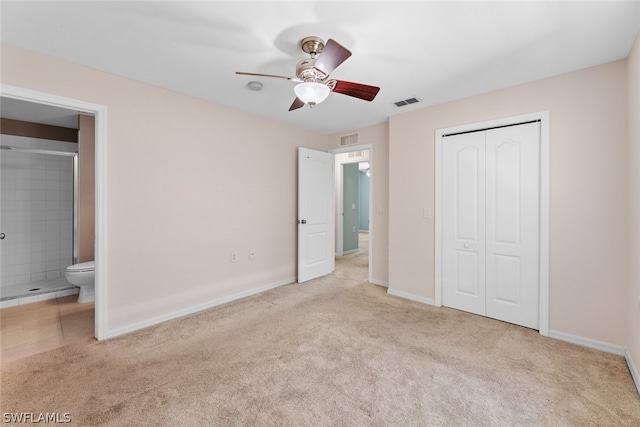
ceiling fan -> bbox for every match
[236,36,380,111]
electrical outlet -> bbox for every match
[230,252,238,263]
[249,249,256,260]
[637,296,640,310]
[353,226,356,233]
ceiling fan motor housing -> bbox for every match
[296,58,328,82]
[300,36,324,56]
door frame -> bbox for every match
[329,143,374,283]
[1,84,109,340]
[434,112,549,336]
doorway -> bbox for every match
[330,144,373,283]
[1,85,108,340]
[340,157,370,255]
[435,112,549,336]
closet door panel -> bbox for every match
[442,132,486,316]
[485,122,540,329]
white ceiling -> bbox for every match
[1,1,639,134]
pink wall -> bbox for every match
[627,32,640,380]
[389,60,629,346]
[328,122,389,284]
[1,44,328,333]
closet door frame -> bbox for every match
[435,111,550,336]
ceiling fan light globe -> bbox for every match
[294,82,330,105]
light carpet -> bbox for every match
[1,242,639,426]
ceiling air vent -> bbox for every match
[340,133,359,146]
[394,97,420,107]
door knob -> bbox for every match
[463,243,469,248]
[0,233,5,240]
[299,219,307,224]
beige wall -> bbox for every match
[627,32,640,379]
[388,60,629,346]
[1,44,328,333]
[328,122,389,284]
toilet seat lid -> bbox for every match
[67,261,95,272]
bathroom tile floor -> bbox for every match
[0,295,94,363]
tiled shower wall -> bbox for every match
[0,134,77,289]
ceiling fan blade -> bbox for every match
[313,39,352,75]
[329,80,380,102]
[236,71,302,82]
[289,97,305,111]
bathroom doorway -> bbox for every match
[0,100,94,360]
[0,86,107,355]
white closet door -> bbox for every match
[485,123,540,329]
[442,122,540,329]
[442,131,486,316]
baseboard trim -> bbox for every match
[369,279,389,288]
[387,288,436,306]
[107,277,296,339]
[548,330,626,356]
[625,349,640,396]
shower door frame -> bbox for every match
[0,145,80,266]
[1,84,108,341]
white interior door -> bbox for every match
[485,123,540,329]
[442,122,540,329]
[298,147,335,283]
[442,131,487,316]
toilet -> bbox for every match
[65,261,95,303]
